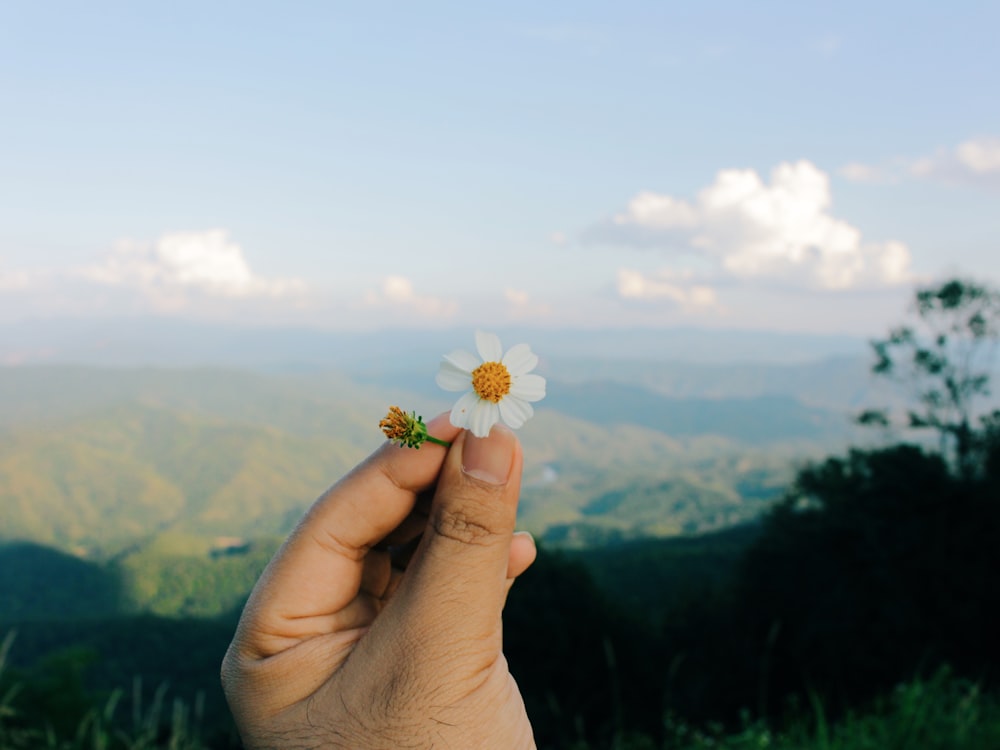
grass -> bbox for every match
[600,667,999,750]
[2,629,997,750]
[0,632,212,750]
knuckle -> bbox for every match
[430,505,498,546]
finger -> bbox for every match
[360,548,392,599]
[372,491,432,549]
[392,424,523,641]
[237,414,460,657]
[507,531,537,580]
[501,531,538,605]
[381,529,535,604]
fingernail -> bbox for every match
[462,424,515,485]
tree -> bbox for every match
[861,278,1000,477]
[732,441,1000,719]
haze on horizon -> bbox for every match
[2,1,998,339]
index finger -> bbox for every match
[237,413,460,655]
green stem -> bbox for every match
[425,435,452,448]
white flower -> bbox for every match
[435,330,546,438]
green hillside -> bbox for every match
[0,403,360,556]
[3,279,999,749]
[0,542,125,621]
[0,365,828,556]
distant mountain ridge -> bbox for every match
[0,364,845,558]
[542,354,878,410]
[544,382,851,442]
[1,316,869,368]
[0,364,857,444]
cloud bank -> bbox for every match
[0,231,309,323]
[82,230,305,305]
[616,269,722,313]
[592,160,912,297]
[840,135,1000,188]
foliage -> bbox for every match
[863,277,1000,476]
[5,630,1000,750]
[0,618,241,748]
[504,551,665,748]
[6,429,999,746]
[116,538,279,618]
[0,648,217,749]
[562,526,759,631]
[4,297,1000,747]
[727,438,1000,721]
[0,538,280,622]
[624,667,1000,750]
[0,543,125,621]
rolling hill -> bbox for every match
[0,402,360,555]
[0,363,849,561]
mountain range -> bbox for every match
[1,317,869,368]
[0,358,870,561]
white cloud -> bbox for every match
[594,160,912,290]
[617,269,722,313]
[0,235,315,323]
[617,192,699,230]
[82,230,305,302]
[841,136,1000,188]
[364,275,458,319]
[951,137,1000,177]
[838,162,892,184]
[908,139,1000,182]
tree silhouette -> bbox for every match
[718,279,1000,720]
[860,278,1000,477]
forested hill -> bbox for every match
[0,364,853,556]
[4,282,999,749]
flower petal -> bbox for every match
[510,373,546,402]
[442,348,480,372]
[502,343,538,376]
[436,360,473,391]
[499,396,533,430]
[448,390,480,430]
[475,330,503,363]
[468,399,500,438]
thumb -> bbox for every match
[396,424,523,640]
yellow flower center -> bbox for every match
[471,361,512,403]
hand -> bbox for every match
[221,415,537,749]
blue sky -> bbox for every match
[2,1,998,335]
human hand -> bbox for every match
[221,415,537,749]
